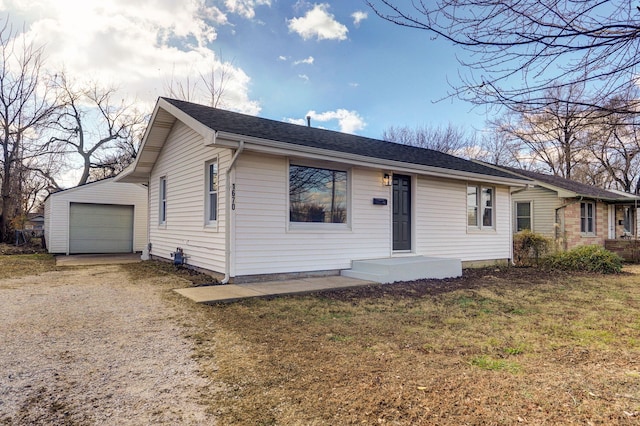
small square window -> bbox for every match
[515,201,532,232]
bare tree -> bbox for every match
[367,1,640,112]
[586,89,640,193]
[0,19,58,242]
[382,123,476,157]
[472,132,521,167]
[491,85,594,179]
[164,54,236,108]
[49,73,147,186]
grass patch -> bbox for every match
[150,265,640,424]
[0,253,57,280]
[470,355,522,373]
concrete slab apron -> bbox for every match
[56,253,142,266]
[174,276,374,303]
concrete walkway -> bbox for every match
[56,253,142,266]
[174,275,375,303]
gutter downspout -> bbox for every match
[221,140,245,284]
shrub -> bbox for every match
[513,230,551,267]
[544,245,623,274]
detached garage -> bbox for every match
[44,178,148,254]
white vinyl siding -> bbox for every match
[233,153,390,276]
[415,177,511,262]
[43,179,148,254]
[148,121,231,274]
[511,186,562,238]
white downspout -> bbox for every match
[221,140,244,284]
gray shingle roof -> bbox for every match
[502,167,633,201]
[162,98,526,181]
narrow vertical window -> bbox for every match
[482,187,493,227]
[159,177,167,225]
[467,186,478,227]
[580,202,595,234]
[206,160,218,223]
[623,206,634,235]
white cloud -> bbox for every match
[351,11,367,26]
[278,55,288,61]
[225,0,271,19]
[298,109,366,134]
[298,74,309,82]
[288,3,348,41]
[293,56,314,65]
[0,0,261,115]
[349,82,359,87]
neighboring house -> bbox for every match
[116,98,528,283]
[493,167,640,250]
[24,213,45,231]
[44,178,148,255]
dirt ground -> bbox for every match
[0,263,216,425]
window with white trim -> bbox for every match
[205,160,218,224]
[289,164,347,224]
[159,176,167,225]
[580,201,595,234]
[467,185,494,229]
[515,201,532,232]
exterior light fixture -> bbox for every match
[383,173,392,186]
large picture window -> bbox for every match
[289,164,347,223]
[205,160,218,224]
[581,202,595,234]
[467,185,494,229]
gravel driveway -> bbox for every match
[0,265,216,425]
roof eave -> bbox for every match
[211,131,529,186]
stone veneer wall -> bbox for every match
[562,201,607,249]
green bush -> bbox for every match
[513,230,551,267]
[544,245,623,274]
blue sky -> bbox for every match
[1,0,489,138]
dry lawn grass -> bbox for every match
[166,266,640,425]
[0,253,57,279]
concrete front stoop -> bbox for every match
[341,256,462,284]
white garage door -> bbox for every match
[69,203,134,254]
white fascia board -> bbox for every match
[118,99,216,183]
[157,99,216,142]
[212,131,529,187]
[50,178,116,196]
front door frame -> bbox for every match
[392,173,412,251]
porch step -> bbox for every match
[341,256,462,284]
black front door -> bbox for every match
[392,174,411,250]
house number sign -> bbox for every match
[231,183,236,211]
